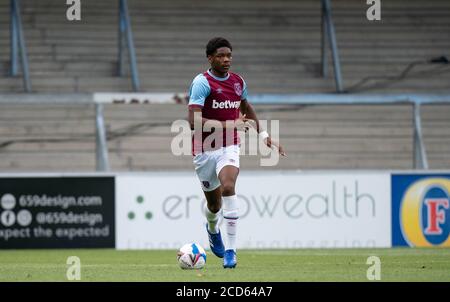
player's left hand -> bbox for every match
[236,114,254,132]
[264,137,286,156]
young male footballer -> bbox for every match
[188,37,285,268]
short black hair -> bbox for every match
[206,37,232,57]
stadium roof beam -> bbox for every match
[9,0,31,92]
[118,0,140,92]
[321,0,344,93]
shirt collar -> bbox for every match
[207,69,230,81]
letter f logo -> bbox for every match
[424,198,449,235]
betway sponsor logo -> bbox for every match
[212,99,240,109]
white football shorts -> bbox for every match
[193,145,240,192]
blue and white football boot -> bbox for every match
[223,249,237,268]
[206,223,225,258]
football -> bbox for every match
[177,243,207,269]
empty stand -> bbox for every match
[0,0,448,172]
[1,100,449,171]
[0,0,449,93]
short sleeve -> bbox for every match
[240,76,248,100]
[188,74,210,107]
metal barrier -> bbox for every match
[413,103,428,169]
[321,0,344,93]
[95,103,110,171]
[118,0,140,92]
[10,0,31,92]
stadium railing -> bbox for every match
[118,0,140,92]
[95,103,110,171]
[321,0,343,93]
[9,0,31,92]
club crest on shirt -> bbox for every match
[234,82,242,96]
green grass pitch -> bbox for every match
[0,248,449,282]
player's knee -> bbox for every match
[221,182,235,196]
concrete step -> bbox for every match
[14,0,450,8]
[0,104,95,120]
[1,79,449,94]
[42,45,449,58]
[36,29,449,41]
[35,35,450,45]
[11,64,448,80]
[102,120,415,136]
[0,152,95,171]
[39,61,447,75]
[105,135,413,153]
[1,137,428,156]
[106,151,413,171]
[2,56,449,73]
[0,123,94,136]
[11,39,449,52]
[23,13,450,27]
